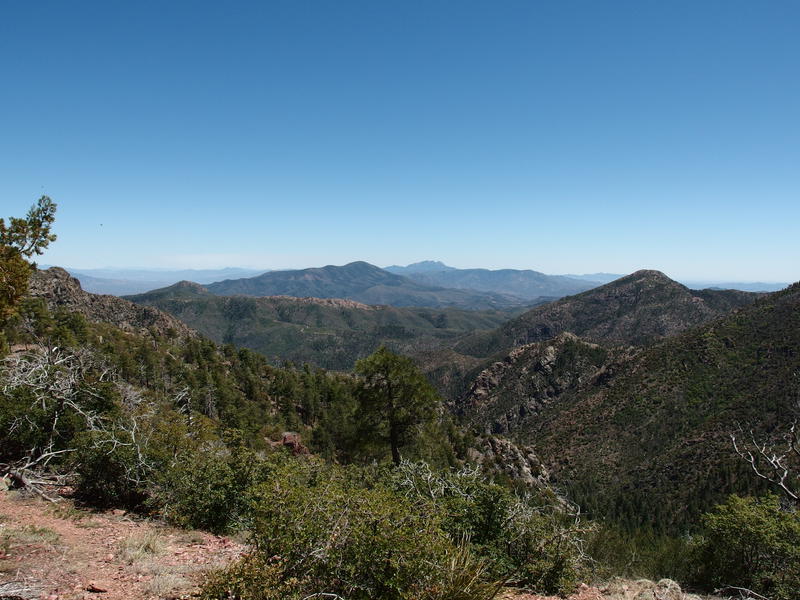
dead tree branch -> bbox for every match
[730,399,800,504]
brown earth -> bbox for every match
[0,490,242,600]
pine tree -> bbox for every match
[354,346,439,465]
[0,196,57,320]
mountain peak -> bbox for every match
[405,260,454,271]
[454,268,760,357]
[622,269,675,283]
[384,260,456,274]
[339,261,384,271]
[125,280,211,302]
[174,280,209,291]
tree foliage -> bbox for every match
[354,346,439,465]
[0,196,57,320]
[693,494,800,600]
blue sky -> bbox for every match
[1,1,798,281]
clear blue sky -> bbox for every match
[1,1,798,281]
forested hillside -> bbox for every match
[1,266,591,599]
[2,199,799,600]
[126,280,528,370]
[457,281,800,531]
[453,270,760,359]
[204,261,529,309]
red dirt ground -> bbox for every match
[0,490,243,600]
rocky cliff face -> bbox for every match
[28,267,196,339]
[467,435,553,491]
[457,333,636,434]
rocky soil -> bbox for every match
[0,490,242,600]
[504,578,712,600]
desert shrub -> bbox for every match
[71,427,150,509]
[692,494,800,600]
[250,459,449,599]
[584,523,694,582]
[390,461,589,594]
[152,430,261,533]
[71,406,198,510]
[72,403,260,531]
[201,555,300,600]
[203,457,501,600]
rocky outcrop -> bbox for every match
[599,578,699,600]
[457,333,634,434]
[28,268,196,339]
[466,435,556,495]
[265,295,376,310]
[279,432,310,455]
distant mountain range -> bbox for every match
[204,261,530,310]
[52,261,790,299]
[388,261,790,294]
[385,262,596,299]
[384,260,457,273]
[680,280,789,292]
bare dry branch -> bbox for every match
[731,410,800,504]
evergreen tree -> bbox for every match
[354,346,438,465]
[0,196,57,320]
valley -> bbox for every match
[3,208,798,600]
[5,4,799,598]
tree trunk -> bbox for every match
[390,421,401,466]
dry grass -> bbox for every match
[144,572,192,597]
[134,558,205,598]
[46,499,88,521]
[177,530,207,545]
[1,524,60,546]
[0,524,60,576]
[118,530,165,564]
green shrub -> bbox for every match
[250,459,449,599]
[72,405,259,532]
[203,457,501,600]
[390,461,589,594]
[693,494,800,600]
[153,434,260,533]
[72,428,149,509]
[201,554,300,600]
[584,523,694,582]
[129,417,263,532]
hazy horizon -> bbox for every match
[49,261,792,286]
